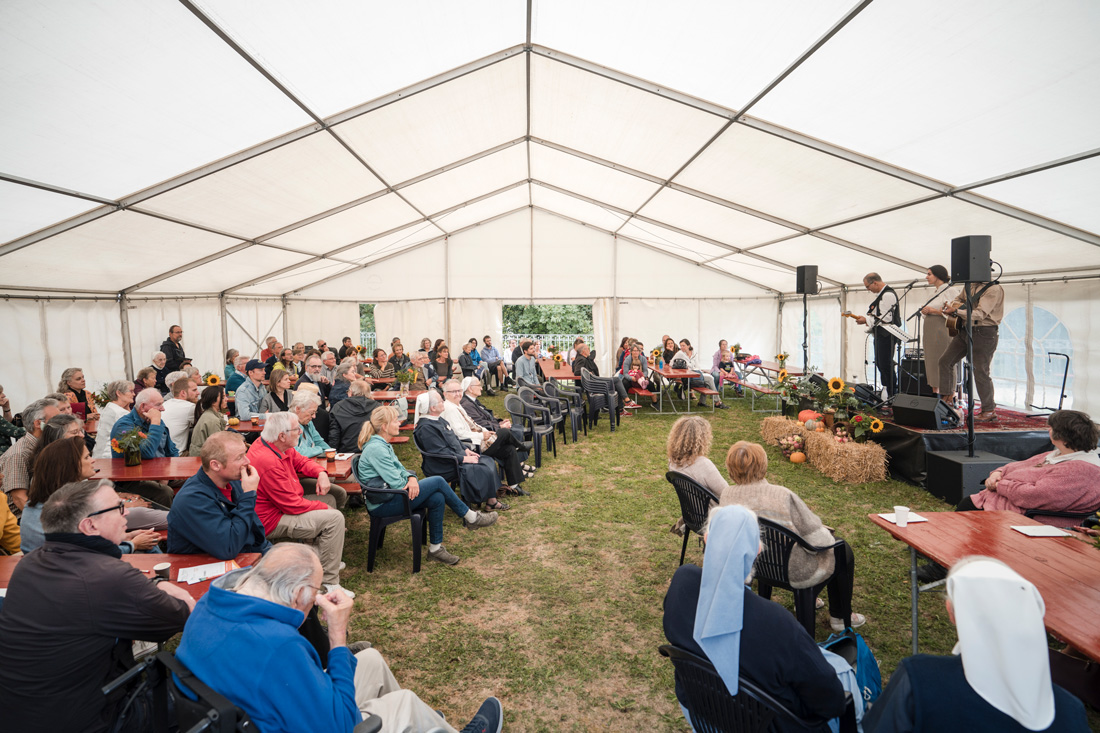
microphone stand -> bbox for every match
[887,281,918,405]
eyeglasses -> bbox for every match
[443,389,461,394]
[86,501,126,518]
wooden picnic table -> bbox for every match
[538,358,579,381]
[94,456,353,482]
[652,366,707,414]
[369,390,424,401]
[868,510,1100,661]
[0,552,261,601]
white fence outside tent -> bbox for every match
[358,332,377,354]
[503,333,595,355]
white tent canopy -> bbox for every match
[2,0,1098,413]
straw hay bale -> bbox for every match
[804,431,888,484]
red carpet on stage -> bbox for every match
[886,407,1049,434]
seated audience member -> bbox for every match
[299,353,331,400]
[431,344,455,386]
[514,339,541,386]
[666,416,727,535]
[163,376,200,455]
[573,342,633,411]
[0,488,19,555]
[429,338,445,363]
[329,379,383,454]
[481,334,511,388]
[337,335,356,360]
[260,369,295,413]
[150,350,169,392]
[249,412,351,597]
[263,341,283,377]
[711,339,730,379]
[0,479,193,733]
[315,338,329,354]
[672,339,728,409]
[358,406,497,565]
[294,381,332,436]
[168,432,271,557]
[234,359,268,421]
[223,348,239,381]
[0,398,61,516]
[442,378,530,494]
[369,348,396,383]
[109,388,178,508]
[389,341,411,373]
[319,349,339,384]
[915,409,1100,583]
[465,338,492,385]
[723,441,864,631]
[620,344,656,401]
[58,366,99,421]
[414,390,508,512]
[187,385,228,457]
[328,362,359,405]
[45,391,74,415]
[22,437,162,553]
[92,380,135,458]
[269,347,298,379]
[135,365,158,395]
[461,376,530,463]
[261,336,279,362]
[714,345,740,394]
[419,337,433,355]
[614,337,631,374]
[0,383,26,457]
[176,544,503,732]
[411,350,432,391]
[865,557,1089,733]
[290,392,334,460]
[664,505,847,732]
[457,341,486,387]
[662,337,678,368]
[37,412,86,446]
[567,336,585,365]
[226,355,249,393]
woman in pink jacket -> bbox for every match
[964,409,1100,522]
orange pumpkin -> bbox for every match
[789,451,807,463]
[798,409,822,423]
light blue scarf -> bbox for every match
[692,505,759,694]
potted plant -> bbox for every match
[111,426,147,467]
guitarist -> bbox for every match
[855,272,901,397]
[939,280,1005,422]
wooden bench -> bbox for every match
[740,381,782,413]
[691,386,720,412]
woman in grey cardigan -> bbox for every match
[259,370,294,413]
[721,440,865,632]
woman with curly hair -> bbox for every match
[666,416,729,535]
[722,440,864,632]
[58,367,99,421]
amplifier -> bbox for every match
[900,358,934,396]
[904,349,924,360]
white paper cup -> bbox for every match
[153,562,171,579]
[894,506,909,528]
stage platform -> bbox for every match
[871,408,1052,486]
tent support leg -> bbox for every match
[119,293,134,381]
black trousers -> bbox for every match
[482,428,525,485]
[873,330,899,397]
[812,540,856,622]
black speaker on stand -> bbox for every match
[796,266,819,373]
[951,235,991,283]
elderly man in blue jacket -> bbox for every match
[177,543,503,733]
[108,387,177,507]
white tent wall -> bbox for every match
[373,300,446,353]
[128,298,222,377]
[530,211,613,299]
[0,298,125,413]
[447,211,531,300]
[1026,280,1100,414]
[223,298,284,361]
[779,295,843,377]
[446,300,503,359]
[285,300,360,353]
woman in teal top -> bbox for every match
[289,392,332,458]
[356,405,498,566]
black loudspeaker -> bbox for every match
[892,394,957,431]
[808,374,829,389]
[850,383,880,407]
[796,265,819,295]
[925,450,1012,504]
[951,235,991,283]
[900,358,934,396]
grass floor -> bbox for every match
[335,394,990,732]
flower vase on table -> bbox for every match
[124,449,142,467]
[112,426,147,467]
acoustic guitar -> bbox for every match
[945,314,961,338]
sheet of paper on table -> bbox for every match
[177,559,241,585]
[877,512,929,525]
[1011,525,1071,538]
[335,452,355,460]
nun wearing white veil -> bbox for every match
[663,505,847,733]
[864,557,1089,733]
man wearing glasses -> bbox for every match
[0,479,193,732]
[246,412,351,599]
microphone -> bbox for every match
[907,280,918,287]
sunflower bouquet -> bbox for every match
[553,352,564,367]
[356,345,367,355]
[775,352,789,364]
[847,412,885,440]
[202,371,220,386]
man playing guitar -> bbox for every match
[938,281,1005,421]
[854,273,901,398]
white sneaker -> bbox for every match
[326,584,356,600]
[338,561,346,571]
[830,613,865,632]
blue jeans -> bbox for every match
[369,475,468,544]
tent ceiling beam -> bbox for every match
[952,146,1100,194]
[530,137,665,185]
[0,172,116,207]
[122,241,254,294]
[530,205,778,294]
[283,205,531,296]
[0,206,116,258]
[951,191,1100,249]
[811,231,926,273]
[525,0,534,208]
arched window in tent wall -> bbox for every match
[992,306,1074,411]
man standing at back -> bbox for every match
[0,479,193,732]
[160,324,187,374]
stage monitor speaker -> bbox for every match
[808,374,829,389]
[925,450,1012,504]
[892,394,957,431]
[796,265,819,295]
[900,358,934,397]
[951,235,991,283]
[850,383,880,407]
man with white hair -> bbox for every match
[247,411,350,598]
[415,390,508,512]
[110,388,178,507]
[151,350,169,392]
[320,349,339,384]
[0,479,193,732]
[298,353,331,401]
[162,375,200,455]
[443,379,531,494]
[177,543,503,733]
[0,398,61,516]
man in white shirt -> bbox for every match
[440,379,529,495]
[162,376,199,454]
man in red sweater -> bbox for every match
[247,412,351,598]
